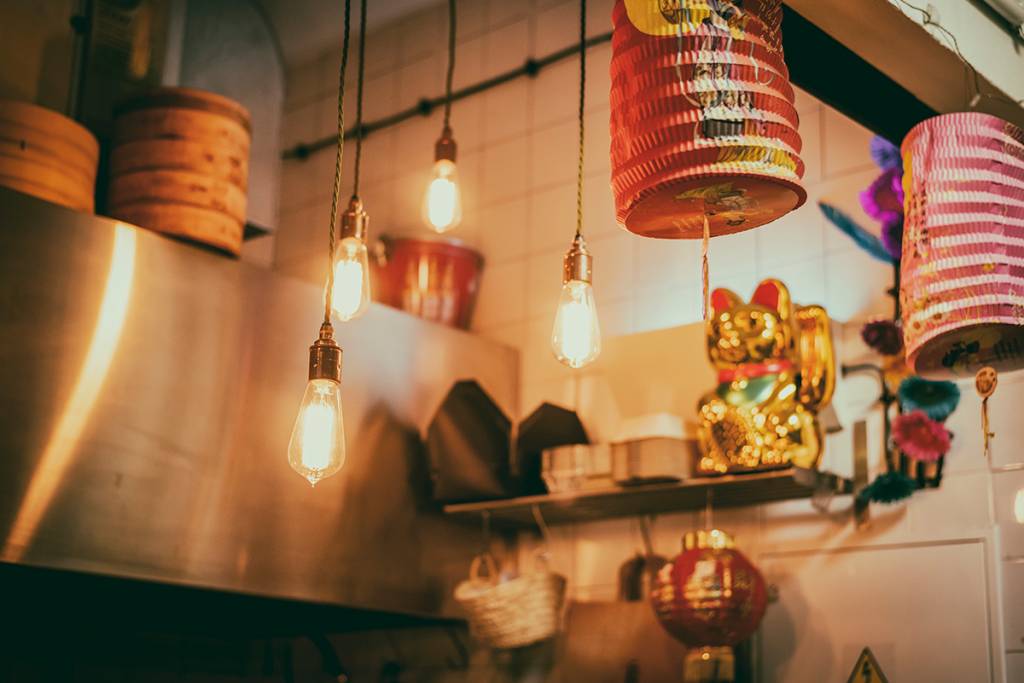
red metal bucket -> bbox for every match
[372,235,484,330]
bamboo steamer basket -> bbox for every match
[109,139,249,189]
[110,203,244,255]
[109,87,251,256]
[0,100,98,212]
[108,170,247,224]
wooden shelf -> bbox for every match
[443,467,852,528]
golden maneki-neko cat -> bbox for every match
[697,279,835,474]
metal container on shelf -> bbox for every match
[611,437,698,485]
[541,443,614,493]
[372,234,484,330]
[611,414,698,485]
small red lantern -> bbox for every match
[651,529,767,678]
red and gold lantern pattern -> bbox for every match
[900,112,1024,377]
[609,0,806,239]
[651,529,767,648]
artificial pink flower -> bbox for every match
[892,410,951,462]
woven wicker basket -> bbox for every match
[454,553,567,649]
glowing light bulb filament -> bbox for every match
[299,397,335,472]
[331,235,371,322]
[551,278,601,369]
[559,299,593,363]
[422,158,462,233]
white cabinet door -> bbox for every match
[758,540,993,682]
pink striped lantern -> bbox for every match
[900,112,1024,377]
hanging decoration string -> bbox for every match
[443,0,457,131]
[352,0,368,198]
[893,0,1024,109]
[531,503,552,548]
[704,488,714,530]
[701,214,711,322]
[324,0,353,324]
[975,367,998,459]
[574,0,586,238]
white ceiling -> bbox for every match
[256,0,437,66]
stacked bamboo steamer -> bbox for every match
[609,0,805,238]
[900,112,1024,376]
[109,88,251,256]
[0,100,99,212]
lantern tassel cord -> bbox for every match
[702,214,711,322]
[975,367,998,460]
[981,397,993,459]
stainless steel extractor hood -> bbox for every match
[0,188,518,622]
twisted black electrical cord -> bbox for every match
[324,0,352,323]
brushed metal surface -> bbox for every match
[444,468,853,529]
[0,188,518,618]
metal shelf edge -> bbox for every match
[442,468,852,528]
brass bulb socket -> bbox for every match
[562,234,592,284]
[340,196,369,242]
[683,529,734,551]
[434,126,457,162]
[308,322,343,383]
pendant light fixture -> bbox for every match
[288,0,353,486]
[551,0,601,369]
[332,0,372,321]
[421,0,462,234]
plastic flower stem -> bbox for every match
[892,262,901,320]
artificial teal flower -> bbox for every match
[857,471,918,505]
[898,376,961,422]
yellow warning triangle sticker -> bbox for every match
[845,647,890,683]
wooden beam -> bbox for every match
[784,0,1024,131]
[782,6,935,142]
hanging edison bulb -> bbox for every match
[289,0,354,488]
[288,323,347,485]
[551,234,601,369]
[550,0,599,370]
[422,128,462,233]
[331,196,371,321]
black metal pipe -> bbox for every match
[66,0,93,121]
[283,31,613,161]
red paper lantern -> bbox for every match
[609,0,806,239]
[651,529,767,648]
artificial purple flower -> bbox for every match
[860,167,904,226]
[870,136,902,170]
[861,319,904,356]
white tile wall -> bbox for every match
[275,3,1022,678]
[276,1,897,356]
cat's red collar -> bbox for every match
[718,359,794,383]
